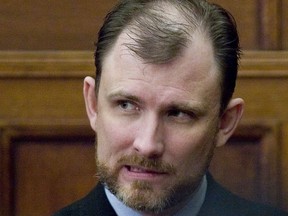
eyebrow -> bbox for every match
[107,90,142,103]
[167,102,207,117]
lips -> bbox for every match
[125,165,166,174]
[117,155,176,179]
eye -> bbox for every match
[118,100,139,112]
[167,109,195,123]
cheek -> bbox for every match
[95,114,135,161]
[166,125,217,172]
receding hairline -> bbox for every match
[109,2,208,66]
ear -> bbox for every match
[216,98,244,147]
[83,76,98,132]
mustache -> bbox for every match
[118,155,176,174]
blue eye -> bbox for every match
[120,101,134,110]
[118,100,139,112]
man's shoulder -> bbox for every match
[198,174,288,216]
[53,183,117,216]
[53,200,82,216]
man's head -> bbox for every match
[84,0,244,214]
[95,0,241,114]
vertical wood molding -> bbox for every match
[281,0,288,49]
[0,127,15,216]
[258,0,281,49]
[257,122,281,205]
[281,123,288,211]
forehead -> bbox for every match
[102,29,219,86]
[99,29,221,115]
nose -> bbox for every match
[133,113,165,158]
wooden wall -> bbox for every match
[1,51,288,216]
[0,0,288,50]
[0,0,288,215]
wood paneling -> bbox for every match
[210,121,282,207]
[0,0,117,50]
[0,51,94,120]
[0,120,284,215]
[0,121,285,215]
[237,51,288,119]
[0,1,287,214]
[0,122,95,216]
[213,0,259,49]
[257,0,281,49]
[213,0,284,50]
[0,0,287,50]
[1,51,288,215]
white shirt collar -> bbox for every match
[105,175,207,216]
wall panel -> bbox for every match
[213,0,259,49]
[0,51,94,119]
[0,122,95,216]
[0,0,117,50]
[0,0,287,50]
[1,51,288,215]
[210,121,281,207]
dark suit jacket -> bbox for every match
[53,174,288,216]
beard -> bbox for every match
[95,152,212,214]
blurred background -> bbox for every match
[0,0,288,215]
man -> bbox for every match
[55,0,288,215]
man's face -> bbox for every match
[93,30,222,213]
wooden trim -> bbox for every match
[0,51,94,78]
[239,51,288,77]
[0,51,288,79]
